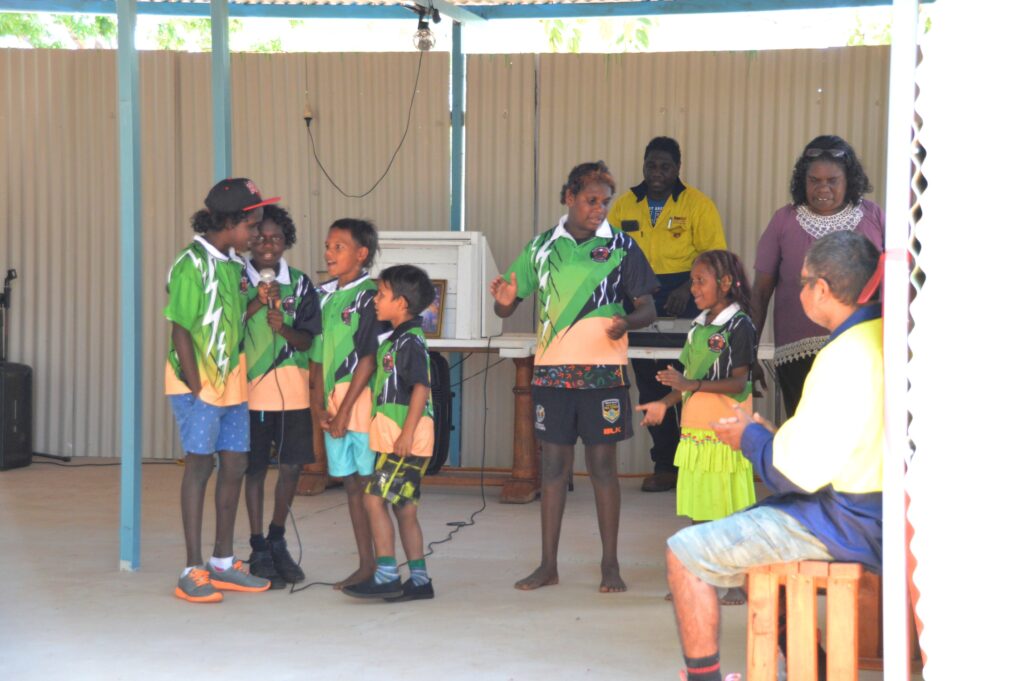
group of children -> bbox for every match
[166,178,435,604]
[166,162,760,604]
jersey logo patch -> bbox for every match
[281,296,297,315]
[708,333,726,353]
[601,399,621,423]
[590,246,611,263]
[342,308,353,325]
[240,278,249,293]
[382,352,395,373]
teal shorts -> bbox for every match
[325,431,374,478]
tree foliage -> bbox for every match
[0,12,116,49]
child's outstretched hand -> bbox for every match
[489,273,518,306]
[635,400,667,426]
[606,315,628,340]
[655,366,688,391]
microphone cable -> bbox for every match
[288,335,497,592]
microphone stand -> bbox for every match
[1,269,69,462]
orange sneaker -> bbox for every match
[175,568,223,603]
[207,560,271,592]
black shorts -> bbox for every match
[531,386,633,446]
[248,409,315,472]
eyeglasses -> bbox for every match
[804,148,847,159]
[251,234,285,246]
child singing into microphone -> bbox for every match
[242,203,322,588]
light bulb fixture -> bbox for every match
[413,14,435,52]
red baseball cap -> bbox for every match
[204,178,281,213]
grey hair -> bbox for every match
[805,231,880,305]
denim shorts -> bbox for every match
[169,394,250,455]
[666,505,833,588]
[325,431,374,478]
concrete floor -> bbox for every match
[0,461,889,680]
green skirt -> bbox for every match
[673,427,756,521]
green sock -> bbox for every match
[409,558,429,586]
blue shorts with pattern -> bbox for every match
[666,505,833,588]
[169,394,250,455]
[325,431,375,477]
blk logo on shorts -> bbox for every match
[601,399,621,424]
[535,404,546,430]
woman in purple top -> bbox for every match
[751,135,885,417]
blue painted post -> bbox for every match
[448,21,466,467]
[211,0,231,179]
[117,0,142,572]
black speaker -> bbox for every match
[426,351,452,475]
[0,363,32,471]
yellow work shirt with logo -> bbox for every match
[607,179,726,276]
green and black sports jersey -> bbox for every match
[505,215,658,389]
[310,274,380,409]
[243,258,322,411]
[368,318,435,457]
[164,236,248,407]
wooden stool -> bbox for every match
[746,561,864,681]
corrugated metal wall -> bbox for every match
[464,46,890,472]
[2,46,888,470]
[1,49,449,459]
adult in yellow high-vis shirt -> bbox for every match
[608,137,727,493]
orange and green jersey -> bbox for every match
[243,258,322,412]
[369,319,434,457]
[310,273,379,434]
[505,216,659,389]
[164,236,248,407]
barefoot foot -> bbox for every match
[333,567,376,590]
[599,563,626,593]
[719,587,747,606]
[515,565,559,591]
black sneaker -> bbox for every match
[268,537,305,584]
[384,579,434,602]
[341,577,403,600]
[248,549,286,590]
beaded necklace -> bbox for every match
[795,202,864,239]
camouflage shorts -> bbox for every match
[365,453,430,507]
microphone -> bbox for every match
[259,268,278,309]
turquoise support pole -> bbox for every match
[448,21,466,467]
[117,0,142,572]
[211,0,231,179]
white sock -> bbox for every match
[181,564,203,579]
[209,555,234,571]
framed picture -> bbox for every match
[422,279,446,338]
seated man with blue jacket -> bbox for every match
[665,230,883,681]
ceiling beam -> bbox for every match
[410,0,485,23]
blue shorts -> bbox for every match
[666,505,833,588]
[325,431,374,477]
[169,394,250,455]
